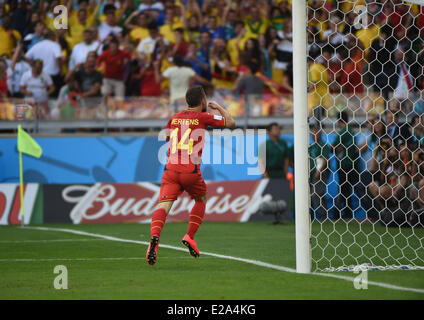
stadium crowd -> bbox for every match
[0,0,422,121]
[309,108,424,226]
[0,0,293,121]
[304,1,424,225]
[0,0,423,224]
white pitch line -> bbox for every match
[0,257,211,262]
[0,238,107,244]
[24,226,424,295]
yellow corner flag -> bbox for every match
[17,125,42,227]
[18,125,42,158]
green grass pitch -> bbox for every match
[0,221,423,299]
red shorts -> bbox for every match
[159,170,207,202]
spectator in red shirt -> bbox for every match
[169,28,188,58]
[138,58,161,97]
[0,59,8,98]
[415,6,424,37]
[97,37,131,99]
[381,1,412,37]
[340,35,364,97]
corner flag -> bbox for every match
[17,125,42,226]
[18,125,42,158]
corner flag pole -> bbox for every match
[19,150,25,227]
[293,0,311,273]
[17,123,43,227]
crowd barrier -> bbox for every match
[0,93,296,132]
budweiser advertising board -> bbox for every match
[43,179,290,224]
[0,184,40,225]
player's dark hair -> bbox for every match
[186,86,206,108]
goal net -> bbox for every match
[306,0,424,272]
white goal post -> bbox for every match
[293,0,311,274]
[293,0,424,273]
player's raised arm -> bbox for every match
[208,101,236,128]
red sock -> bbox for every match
[187,202,206,239]
[151,208,167,238]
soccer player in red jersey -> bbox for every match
[146,86,235,265]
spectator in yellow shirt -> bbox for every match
[67,7,98,49]
[227,21,249,67]
[0,16,22,58]
[210,37,236,90]
[184,0,202,24]
[355,13,380,57]
[184,15,201,45]
[160,7,184,44]
[68,0,98,23]
[308,57,332,116]
[124,11,149,44]
[244,5,270,39]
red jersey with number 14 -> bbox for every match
[164,110,226,173]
